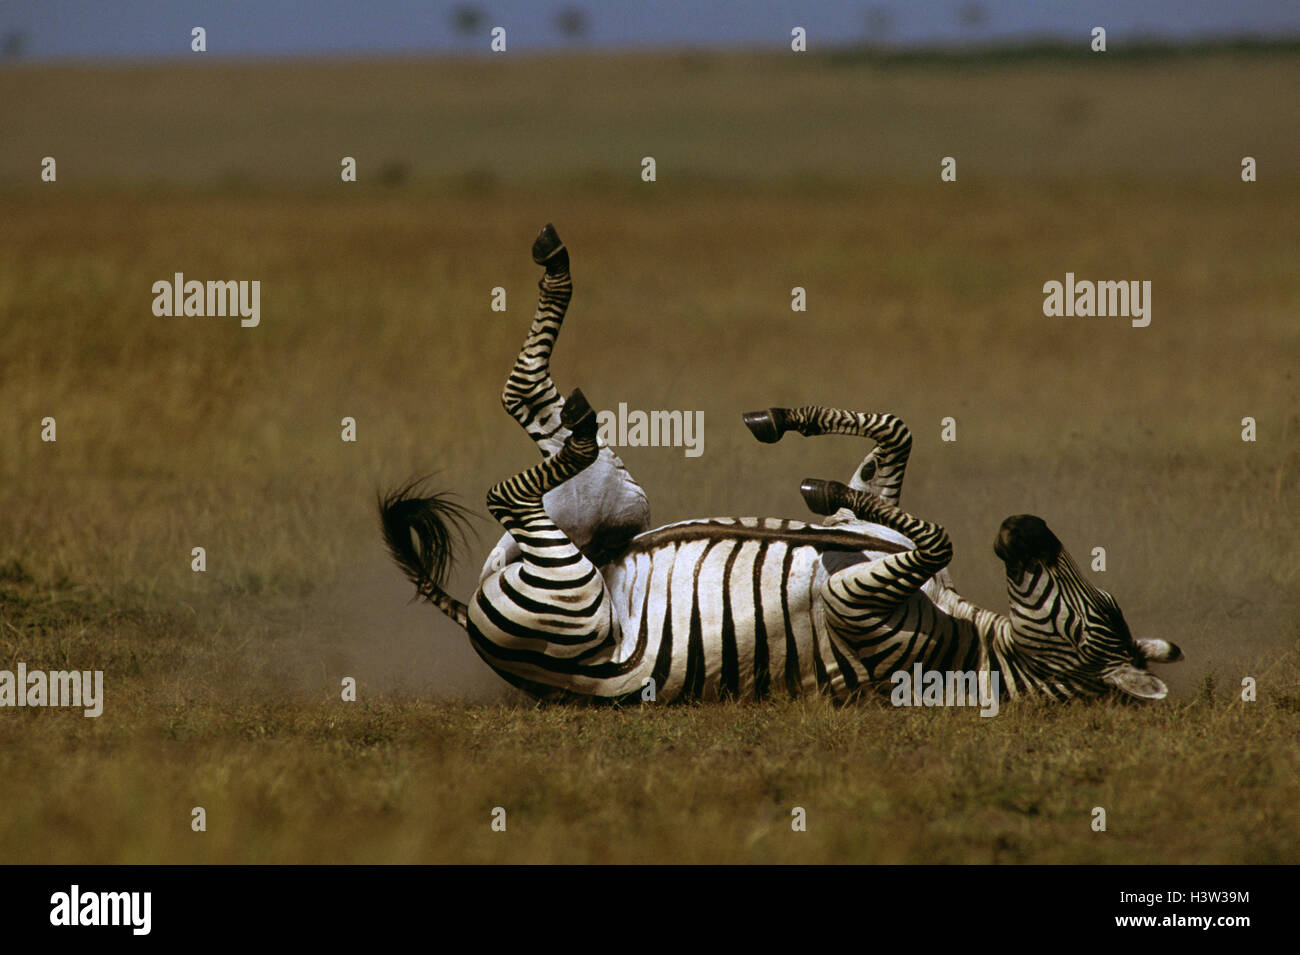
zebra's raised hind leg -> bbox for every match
[473,405,621,700]
[500,223,575,456]
[743,406,913,522]
[482,224,650,580]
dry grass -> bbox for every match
[0,50,1296,863]
[1,688,1298,864]
[3,49,1298,185]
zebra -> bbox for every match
[380,224,1184,705]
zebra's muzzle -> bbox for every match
[994,514,1063,578]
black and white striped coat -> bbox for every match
[381,225,1183,706]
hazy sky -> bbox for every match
[4,0,1299,61]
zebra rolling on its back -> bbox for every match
[381,224,1183,706]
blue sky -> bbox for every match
[4,1,1298,61]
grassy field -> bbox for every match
[0,49,1297,863]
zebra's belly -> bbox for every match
[600,518,920,702]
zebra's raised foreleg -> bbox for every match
[743,406,913,512]
[800,478,954,667]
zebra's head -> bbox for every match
[993,515,1183,701]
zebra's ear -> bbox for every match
[1104,665,1168,700]
[1137,638,1184,664]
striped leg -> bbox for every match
[743,406,912,506]
[800,478,953,635]
[482,225,650,580]
[479,408,615,657]
[500,223,574,457]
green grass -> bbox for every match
[0,50,1296,863]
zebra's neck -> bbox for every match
[934,589,1046,699]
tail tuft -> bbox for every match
[378,480,474,627]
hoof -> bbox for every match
[561,387,596,436]
[560,387,592,428]
[743,408,789,443]
[858,455,877,483]
[532,223,569,271]
[800,478,846,517]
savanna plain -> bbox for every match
[0,48,1296,862]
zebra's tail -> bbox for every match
[378,481,474,631]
